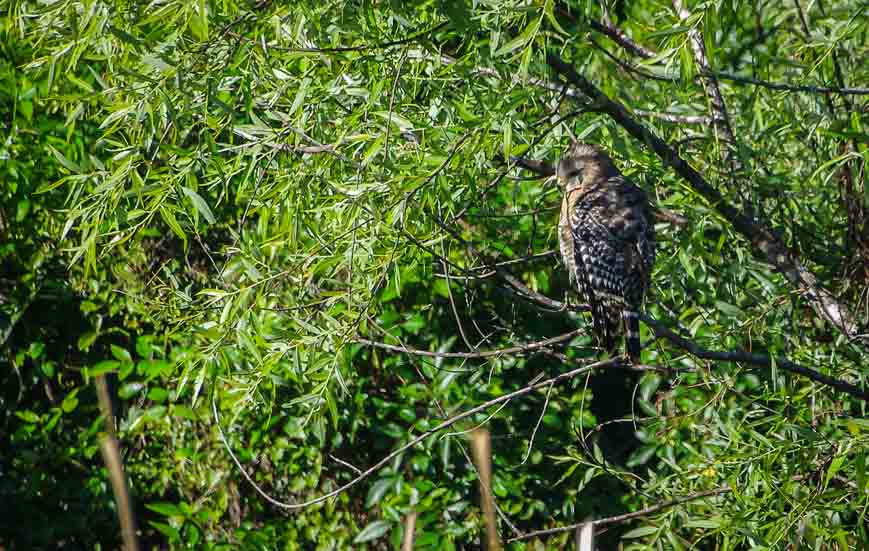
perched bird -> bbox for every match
[557,142,656,362]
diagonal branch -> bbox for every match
[508,483,733,542]
[672,0,742,177]
[546,53,857,339]
[589,17,656,60]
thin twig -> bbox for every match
[714,72,869,95]
[520,381,555,465]
[507,483,733,542]
[672,0,742,178]
[356,329,583,359]
[441,240,475,350]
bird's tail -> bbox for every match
[622,310,641,363]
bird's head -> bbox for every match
[556,142,615,190]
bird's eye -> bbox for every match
[569,169,582,178]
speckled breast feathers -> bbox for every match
[557,143,656,361]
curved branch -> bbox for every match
[213,357,623,511]
[584,16,869,96]
[455,245,867,401]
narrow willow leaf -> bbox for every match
[48,145,81,173]
[159,206,187,246]
[353,520,390,543]
[182,186,216,224]
[493,16,541,57]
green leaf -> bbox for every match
[61,390,80,413]
[685,519,721,529]
[622,526,658,538]
[373,111,414,131]
[148,521,180,542]
[111,345,132,363]
[119,382,146,399]
[365,478,394,507]
[48,145,81,174]
[182,187,216,224]
[544,0,568,35]
[160,206,187,246]
[353,520,391,543]
[146,502,184,517]
[16,199,31,222]
[16,410,40,423]
[646,25,692,38]
[824,451,846,488]
[86,360,119,378]
[493,16,541,57]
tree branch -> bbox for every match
[714,71,869,96]
[356,329,584,359]
[508,483,733,542]
[546,53,857,339]
[672,0,742,177]
[588,17,656,59]
[441,223,867,401]
[584,16,869,96]
[213,357,623,511]
[638,314,869,401]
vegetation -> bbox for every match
[2,0,868,548]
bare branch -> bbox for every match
[96,377,140,551]
[589,17,656,59]
[401,512,417,551]
[547,53,857,338]
[507,483,733,542]
[460,244,867,400]
[471,429,502,551]
[714,72,869,96]
[639,314,869,401]
[672,0,742,177]
[356,329,584,359]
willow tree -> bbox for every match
[6,0,868,547]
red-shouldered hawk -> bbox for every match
[557,142,656,363]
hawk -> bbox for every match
[557,142,656,363]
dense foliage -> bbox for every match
[2,0,868,548]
